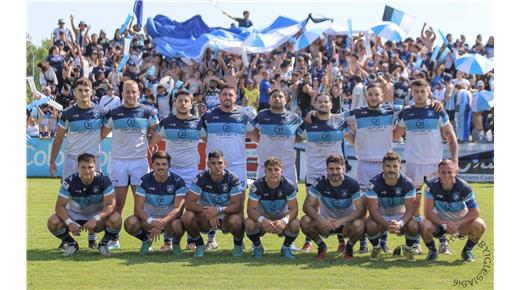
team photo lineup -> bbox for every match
[25,3,495,285]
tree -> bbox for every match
[26,35,52,103]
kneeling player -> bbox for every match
[300,154,365,260]
[124,151,187,255]
[365,151,419,260]
[420,159,486,262]
[47,153,122,256]
[245,158,300,259]
[182,150,245,257]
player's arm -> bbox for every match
[101,125,112,140]
[163,195,186,223]
[55,196,81,234]
[133,192,149,221]
[366,194,387,228]
[303,194,322,221]
[337,196,365,224]
[423,195,448,225]
[393,123,406,141]
[222,194,243,215]
[344,131,355,145]
[49,126,66,177]
[441,123,459,165]
[184,190,204,213]
[248,128,260,143]
[99,191,116,219]
[148,130,163,146]
[285,196,298,222]
[246,198,262,222]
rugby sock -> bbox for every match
[187,234,194,244]
[367,234,380,247]
[53,228,75,244]
[463,239,478,252]
[100,227,119,245]
[132,230,149,242]
[360,235,368,248]
[208,230,216,242]
[233,234,244,247]
[283,231,298,248]
[113,232,120,242]
[193,235,204,247]
[405,235,418,248]
[171,237,180,246]
[337,233,345,243]
[163,232,173,244]
[305,236,312,243]
[315,237,326,250]
[246,229,262,247]
[425,240,437,252]
[346,240,355,252]
[88,232,96,242]
[439,235,447,245]
[379,231,388,248]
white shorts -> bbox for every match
[256,164,297,187]
[356,160,383,191]
[169,166,200,188]
[62,154,101,180]
[227,164,247,190]
[404,163,438,189]
[109,158,149,187]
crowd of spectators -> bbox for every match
[27,13,494,143]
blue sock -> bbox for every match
[208,230,216,242]
[246,229,262,247]
[425,240,436,252]
[233,234,244,246]
[360,235,368,247]
[305,236,312,243]
[337,234,345,243]
[187,234,194,244]
[88,232,96,242]
[315,237,326,250]
[163,232,172,244]
[463,239,477,252]
[380,231,388,247]
[193,235,204,247]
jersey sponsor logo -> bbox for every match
[177,130,187,139]
[274,125,284,134]
[127,118,136,127]
[380,191,387,195]
[416,119,425,129]
[270,202,279,211]
[156,195,165,205]
[222,123,232,132]
[277,190,283,198]
[83,196,92,206]
[84,120,93,129]
[371,117,380,125]
[214,194,225,204]
[61,181,70,190]
[321,132,331,141]
[72,114,79,118]
[167,185,174,193]
[427,111,435,117]
[332,199,341,209]
[341,191,348,198]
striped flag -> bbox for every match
[382,5,414,34]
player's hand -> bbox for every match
[49,161,57,177]
[446,221,460,235]
[83,219,97,232]
[330,219,343,229]
[67,222,81,235]
[432,100,444,112]
[319,218,336,232]
[202,206,218,219]
[209,216,220,228]
[273,220,287,234]
[304,110,316,124]
[150,219,165,230]
[148,226,162,242]
[260,219,275,233]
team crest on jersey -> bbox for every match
[93,110,101,119]
[341,191,348,198]
[188,121,197,129]
[452,192,460,201]
[91,185,100,194]
[394,187,402,196]
[167,185,174,193]
[221,184,229,192]
[235,115,244,123]
[136,109,144,118]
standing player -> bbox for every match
[182,150,245,257]
[394,78,458,255]
[49,77,106,250]
[300,154,365,260]
[102,80,159,250]
[365,151,419,260]
[245,158,300,259]
[299,93,349,253]
[420,160,486,262]
[251,89,303,186]
[149,90,206,251]
[124,151,187,255]
[47,153,122,256]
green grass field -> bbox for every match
[27,178,494,289]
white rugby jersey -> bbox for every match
[104,104,159,159]
[158,115,202,168]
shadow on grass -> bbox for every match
[27,248,466,268]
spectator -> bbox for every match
[99,85,121,111]
[222,10,253,28]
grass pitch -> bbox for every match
[27,178,493,289]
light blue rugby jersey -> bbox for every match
[343,105,401,161]
[136,171,187,218]
[249,176,297,218]
[308,174,361,220]
[58,171,114,220]
[200,107,255,167]
[366,173,416,217]
[190,169,243,207]
[58,104,106,156]
[254,109,303,167]
[158,115,202,168]
[104,104,159,159]
[425,177,478,221]
[397,105,450,164]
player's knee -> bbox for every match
[106,211,122,227]
[244,217,257,233]
[227,214,244,230]
[181,211,195,227]
[170,219,184,236]
[473,218,486,235]
[406,221,419,235]
[352,219,365,235]
[287,218,300,233]
[420,219,435,234]
[124,215,139,234]
[365,217,378,233]
[47,214,62,231]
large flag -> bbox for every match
[133,0,144,30]
[382,5,414,34]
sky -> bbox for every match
[26,0,494,47]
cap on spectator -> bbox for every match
[79,21,86,26]
[58,19,65,25]
[443,73,453,82]
[55,40,65,46]
[477,80,485,87]
[66,56,74,63]
[246,79,254,85]
[368,73,377,82]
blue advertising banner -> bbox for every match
[26,138,112,177]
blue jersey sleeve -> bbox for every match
[175,177,187,197]
[190,174,203,195]
[229,175,243,196]
[58,179,72,199]
[248,182,260,201]
[100,176,114,196]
